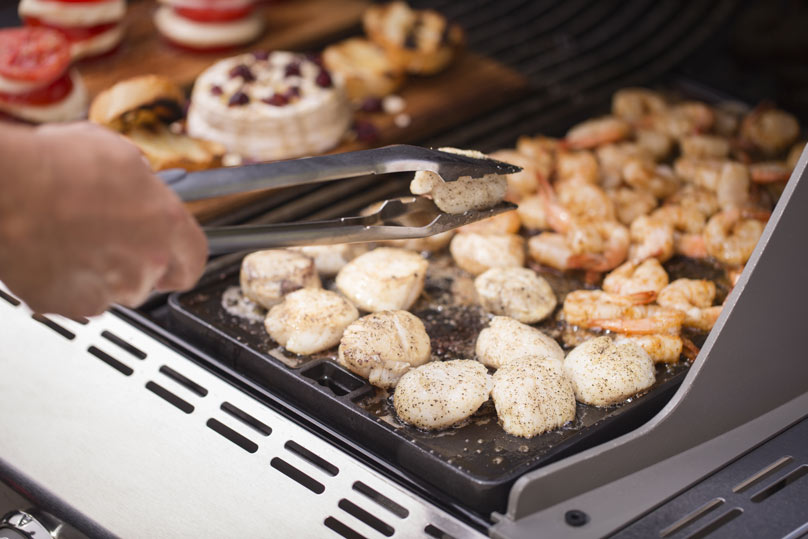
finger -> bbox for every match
[155,210,208,292]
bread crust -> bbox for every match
[89,74,186,129]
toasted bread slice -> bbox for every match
[323,37,405,101]
[126,125,225,172]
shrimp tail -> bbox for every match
[682,336,700,361]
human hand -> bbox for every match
[0,122,208,318]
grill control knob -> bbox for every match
[0,509,62,539]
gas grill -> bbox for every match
[2,1,808,538]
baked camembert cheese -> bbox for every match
[187,51,352,161]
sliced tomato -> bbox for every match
[40,0,116,3]
[174,5,253,23]
[0,70,73,105]
[0,27,70,83]
[25,18,117,43]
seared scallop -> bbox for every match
[290,243,367,277]
[338,310,432,388]
[240,250,321,309]
[410,148,508,214]
[474,267,557,323]
[563,336,656,407]
[476,316,564,369]
[265,288,358,355]
[394,360,491,430]
[336,247,428,312]
[492,357,576,438]
[449,233,525,276]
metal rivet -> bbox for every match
[565,509,589,527]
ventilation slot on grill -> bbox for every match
[425,524,456,539]
[145,381,194,414]
[88,346,133,376]
[220,402,272,436]
[32,314,75,340]
[352,481,409,519]
[301,361,366,397]
[159,365,208,397]
[682,508,743,539]
[324,516,366,539]
[733,455,794,493]
[782,520,808,539]
[101,330,147,360]
[0,289,20,306]
[660,498,725,537]
[205,418,258,453]
[338,499,394,537]
[750,465,808,503]
[270,457,325,494]
[285,440,339,476]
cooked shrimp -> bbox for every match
[587,306,685,336]
[740,106,800,156]
[562,289,657,328]
[653,101,715,139]
[623,157,680,199]
[596,142,651,188]
[474,267,557,323]
[673,159,750,210]
[565,116,631,150]
[675,233,708,259]
[629,215,674,262]
[563,336,656,406]
[488,149,542,201]
[651,204,708,258]
[665,184,720,218]
[527,233,574,271]
[516,193,549,230]
[713,101,745,137]
[656,278,722,331]
[556,180,616,222]
[265,288,359,355]
[449,233,525,276]
[612,88,668,122]
[492,357,576,437]
[458,209,521,235]
[610,186,658,226]
[680,134,730,159]
[635,128,673,161]
[514,135,558,178]
[393,360,491,430]
[336,247,428,311]
[704,208,768,266]
[556,150,600,184]
[603,258,669,296]
[338,310,432,388]
[240,250,321,309]
[614,334,683,363]
[749,161,791,183]
[476,316,564,369]
[566,220,630,272]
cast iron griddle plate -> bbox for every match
[167,254,705,515]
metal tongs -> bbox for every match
[159,145,520,255]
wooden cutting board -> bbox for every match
[79,0,372,97]
[77,0,529,223]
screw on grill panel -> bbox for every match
[270,457,325,494]
[352,482,409,519]
[733,456,794,493]
[324,516,366,539]
[338,499,394,537]
[565,509,589,527]
[285,440,339,476]
[88,346,133,376]
[425,523,456,538]
[205,418,258,453]
[32,314,75,340]
[145,381,194,414]
[101,330,147,360]
[750,465,808,503]
[683,508,743,539]
[0,289,20,306]
[659,498,725,537]
[220,401,272,436]
[159,365,208,397]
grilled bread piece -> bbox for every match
[323,37,405,101]
[89,75,225,171]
